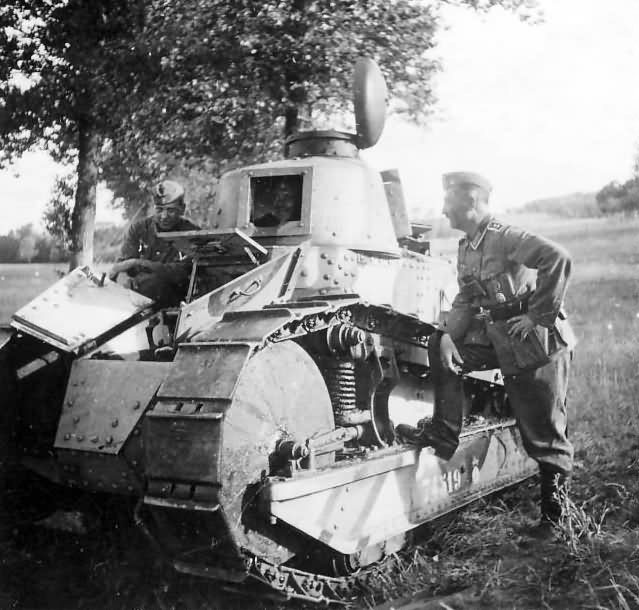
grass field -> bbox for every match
[2,214,639,609]
[0,263,67,325]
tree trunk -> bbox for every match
[284,105,299,138]
[69,123,101,271]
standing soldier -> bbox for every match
[109,180,200,307]
[397,171,576,538]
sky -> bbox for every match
[1,0,639,231]
[364,0,639,217]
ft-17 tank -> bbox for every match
[1,60,536,604]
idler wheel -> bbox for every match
[219,340,334,564]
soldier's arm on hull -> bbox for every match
[502,227,572,328]
[109,260,191,292]
[108,258,145,280]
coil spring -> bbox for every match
[324,360,357,415]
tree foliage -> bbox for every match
[102,0,446,217]
[0,0,153,267]
[43,172,75,248]
[104,0,539,219]
[596,178,639,215]
[1,0,539,260]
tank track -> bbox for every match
[209,552,398,606]
[266,301,434,349]
[242,554,361,605]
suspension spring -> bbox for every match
[324,360,357,418]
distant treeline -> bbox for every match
[595,177,639,214]
[0,223,124,264]
[516,179,639,217]
[0,224,66,263]
[512,192,601,218]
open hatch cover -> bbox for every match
[11,266,154,352]
[158,227,267,261]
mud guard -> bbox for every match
[143,309,334,566]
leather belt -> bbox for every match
[474,299,529,322]
[490,298,528,321]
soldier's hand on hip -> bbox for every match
[440,332,464,374]
[507,314,536,340]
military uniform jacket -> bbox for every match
[118,216,200,301]
[442,216,576,373]
[119,216,199,266]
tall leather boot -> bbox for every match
[540,463,570,524]
[525,464,570,539]
[395,333,465,460]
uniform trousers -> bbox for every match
[428,332,573,474]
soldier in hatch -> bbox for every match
[396,171,577,538]
[109,180,199,307]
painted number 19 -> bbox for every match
[443,469,462,493]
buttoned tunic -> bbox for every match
[432,216,575,473]
[442,217,574,358]
[120,216,199,264]
[118,216,199,306]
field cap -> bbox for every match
[153,180,185,207]
[442,171,492,195]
